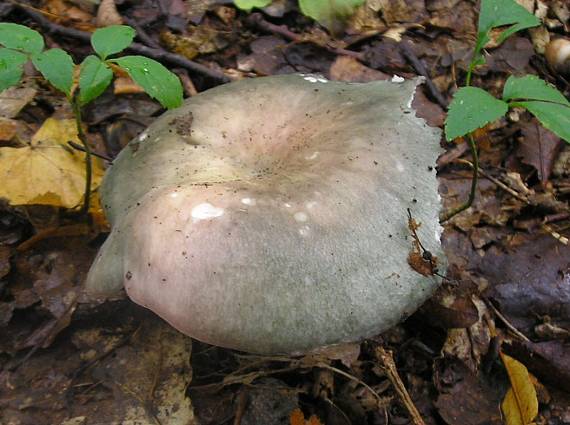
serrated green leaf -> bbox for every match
[234,0,272,11]
[299,0,365,31]
[519,101,570,143]
[112,56,182,109]
[32,48,74,97]
[0,23,44,55]
[478,0,540,46]
[79,55,113,105]
[0,48,28,92]
[445,87,508,140]
[91,25,136,60]
[503,75,570,106]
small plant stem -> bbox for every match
[465,65,473,87]
[440,133,479,223]
[72,99,92,216]
[440,42,482,223]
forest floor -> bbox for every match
[0,0,569,424]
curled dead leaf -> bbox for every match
[500,352,538,425]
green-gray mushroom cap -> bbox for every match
[85,74,445,354]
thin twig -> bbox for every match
[399,41,448,108]
[246,13,365,60]
[458,159,528,203]
[72,99,92,216]
[485,299,531,342]
[233,390,248,425]
[440,134,479,222]
[317,363,387,409]
[124,16,162,49]
[68,141,113,162]
[11,2,231,83]
[454,159,569,245]
[375,347,425,425]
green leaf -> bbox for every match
[503,75,570,106]
[519,101,570,143]
[445,87,508,140]
[79,55,113,105]
[32,48,74,97]
[299,0,365,31]
[91,25,136,60]
[112,56,182,109]
[0,23,44,55]
[478,0,540,46]
[0,48,28,92]
[234,0,272,11]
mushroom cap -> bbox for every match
[86,74,445,354]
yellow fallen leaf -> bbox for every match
[501,352,539,425]
[89,189,110,232]
[0,118,104,209]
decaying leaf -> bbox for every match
[0,117,18,142]
[0,118,104,208]
[96,0,124,27]
[0,86,37,119]
[501,352,539,425]
[290,408,323,425]
[518,120,562,183]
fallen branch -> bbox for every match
[12,2,232,83]
[375,346,425,425]
[399,41,448,109]
[246,12,365,61]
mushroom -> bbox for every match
[85,74,445,354]
[545,37,570,75]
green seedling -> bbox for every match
[441,0,570,222]
[0,24,183,214]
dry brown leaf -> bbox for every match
[290,408,323,425]
[0,118,18,142]
[0,118,104,208]
[96,0,124,27]
[501,352,538,425]
[114,76,145,95]
[0,86,37,119]
[518,121,562,184]
[45,0,96,31]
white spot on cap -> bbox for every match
[299,225,310,236]
[305,151,319,160]
[306,201,317,209]
[283,203,292,208]
[294,212,308,222]
[391,75,405,83]
[138,130,149,141]
[303,75,328,83]
[170,192,179,198]
[241,197,256,206]
[191,203,224,221]
[395,161,405,172]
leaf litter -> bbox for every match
[0,0,569,424]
